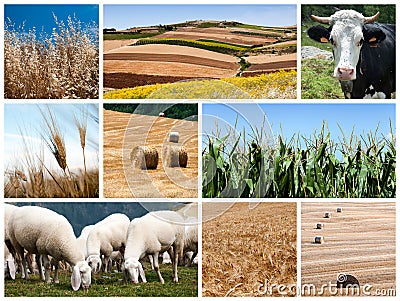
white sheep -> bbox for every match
[4,245,16,280]
[7,206,92,291]
[182,216,198,266]
[123,210,184,284]
[4,204,19,279]
[77,213,130,260]
[86,215,130,274]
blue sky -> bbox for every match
[4,104,99,174]
[202,103,395,149]
[104,5,296,29]
[5,4,98,33]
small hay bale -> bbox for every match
[324,212,331,218]
[163,145,188,168]
[169,132,180,143]
[337,207,342,213]
[130,146,158,170]
[314,236,324,244]
[316,222,324,229]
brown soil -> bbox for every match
[246,53,297,64]
[103,73,216,89]
[103,109,198,198]
[103,39,138,52]
[247,59,297,72]
[202,202,297,297]
[104,53,238,70]
[155,30,274,46]
[104,60,237,78]
[105,44,239,62]
[301,202,396,297]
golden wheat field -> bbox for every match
[202,202,297,297]
[301,202,396,297]
[103,109,198,198]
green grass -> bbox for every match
[104,33,160,40]
[134,38,248,55]
[5,264,198,297]
[234,23,269,31]
[301,58,343,99]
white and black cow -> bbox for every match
[307,10,395,99]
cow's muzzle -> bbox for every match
[337,67,355,80]
[340,80,353,98]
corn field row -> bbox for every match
[203,122,396,198]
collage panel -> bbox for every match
[202,201,297,297]
[4,202,198,297]
[202,103,395,198]
[301,4,395,99]
[4,104,99,198]
[4,4,99,99]
[103,4,297,99]
[301,202,396,297]
[103,103,198,198]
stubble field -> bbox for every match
[301,202,396,297]
[103,109,198,198]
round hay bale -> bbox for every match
[324,212,331,218]
[169,132,180,143]
[163,145,188,168]
[337,207,342,213]
[314,236,324,244]
[316,222,324,229]
[130,146,158,170]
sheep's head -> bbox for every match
[86,255,102,274]
[71,261,92,292]
[123,257,147,284]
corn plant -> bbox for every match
[202,121,396,198]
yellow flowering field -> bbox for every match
[103,70,297,99]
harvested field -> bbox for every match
[202,202,297,297]
[103,73,209,89]
[247,60,297,72]
[104,61,237,79]
[155,27,274,46]
[103,44,239,83]
[246,53,297,64]
[103,109,198,198]
[104,44,239,62]
[104,53,238,70]
[301,202,396,297]
[103,39,138,52]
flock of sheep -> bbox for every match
[4,203,198,291]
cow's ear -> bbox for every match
[307,25,331,43]
[363,25,386,46]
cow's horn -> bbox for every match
[311,15,331,24]
[364,12,380,24]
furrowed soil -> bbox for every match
[103,109,198,198]
[301,202,396,297]
[202,202,297,297]
[154,27,276,46]
[103,73,214,89]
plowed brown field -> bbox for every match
[202,202,297,297]
[301,202,396,297]
[103,109,198,198]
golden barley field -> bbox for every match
[301,202,396,297]
[202,202,297,297]
[103,109,198,198]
